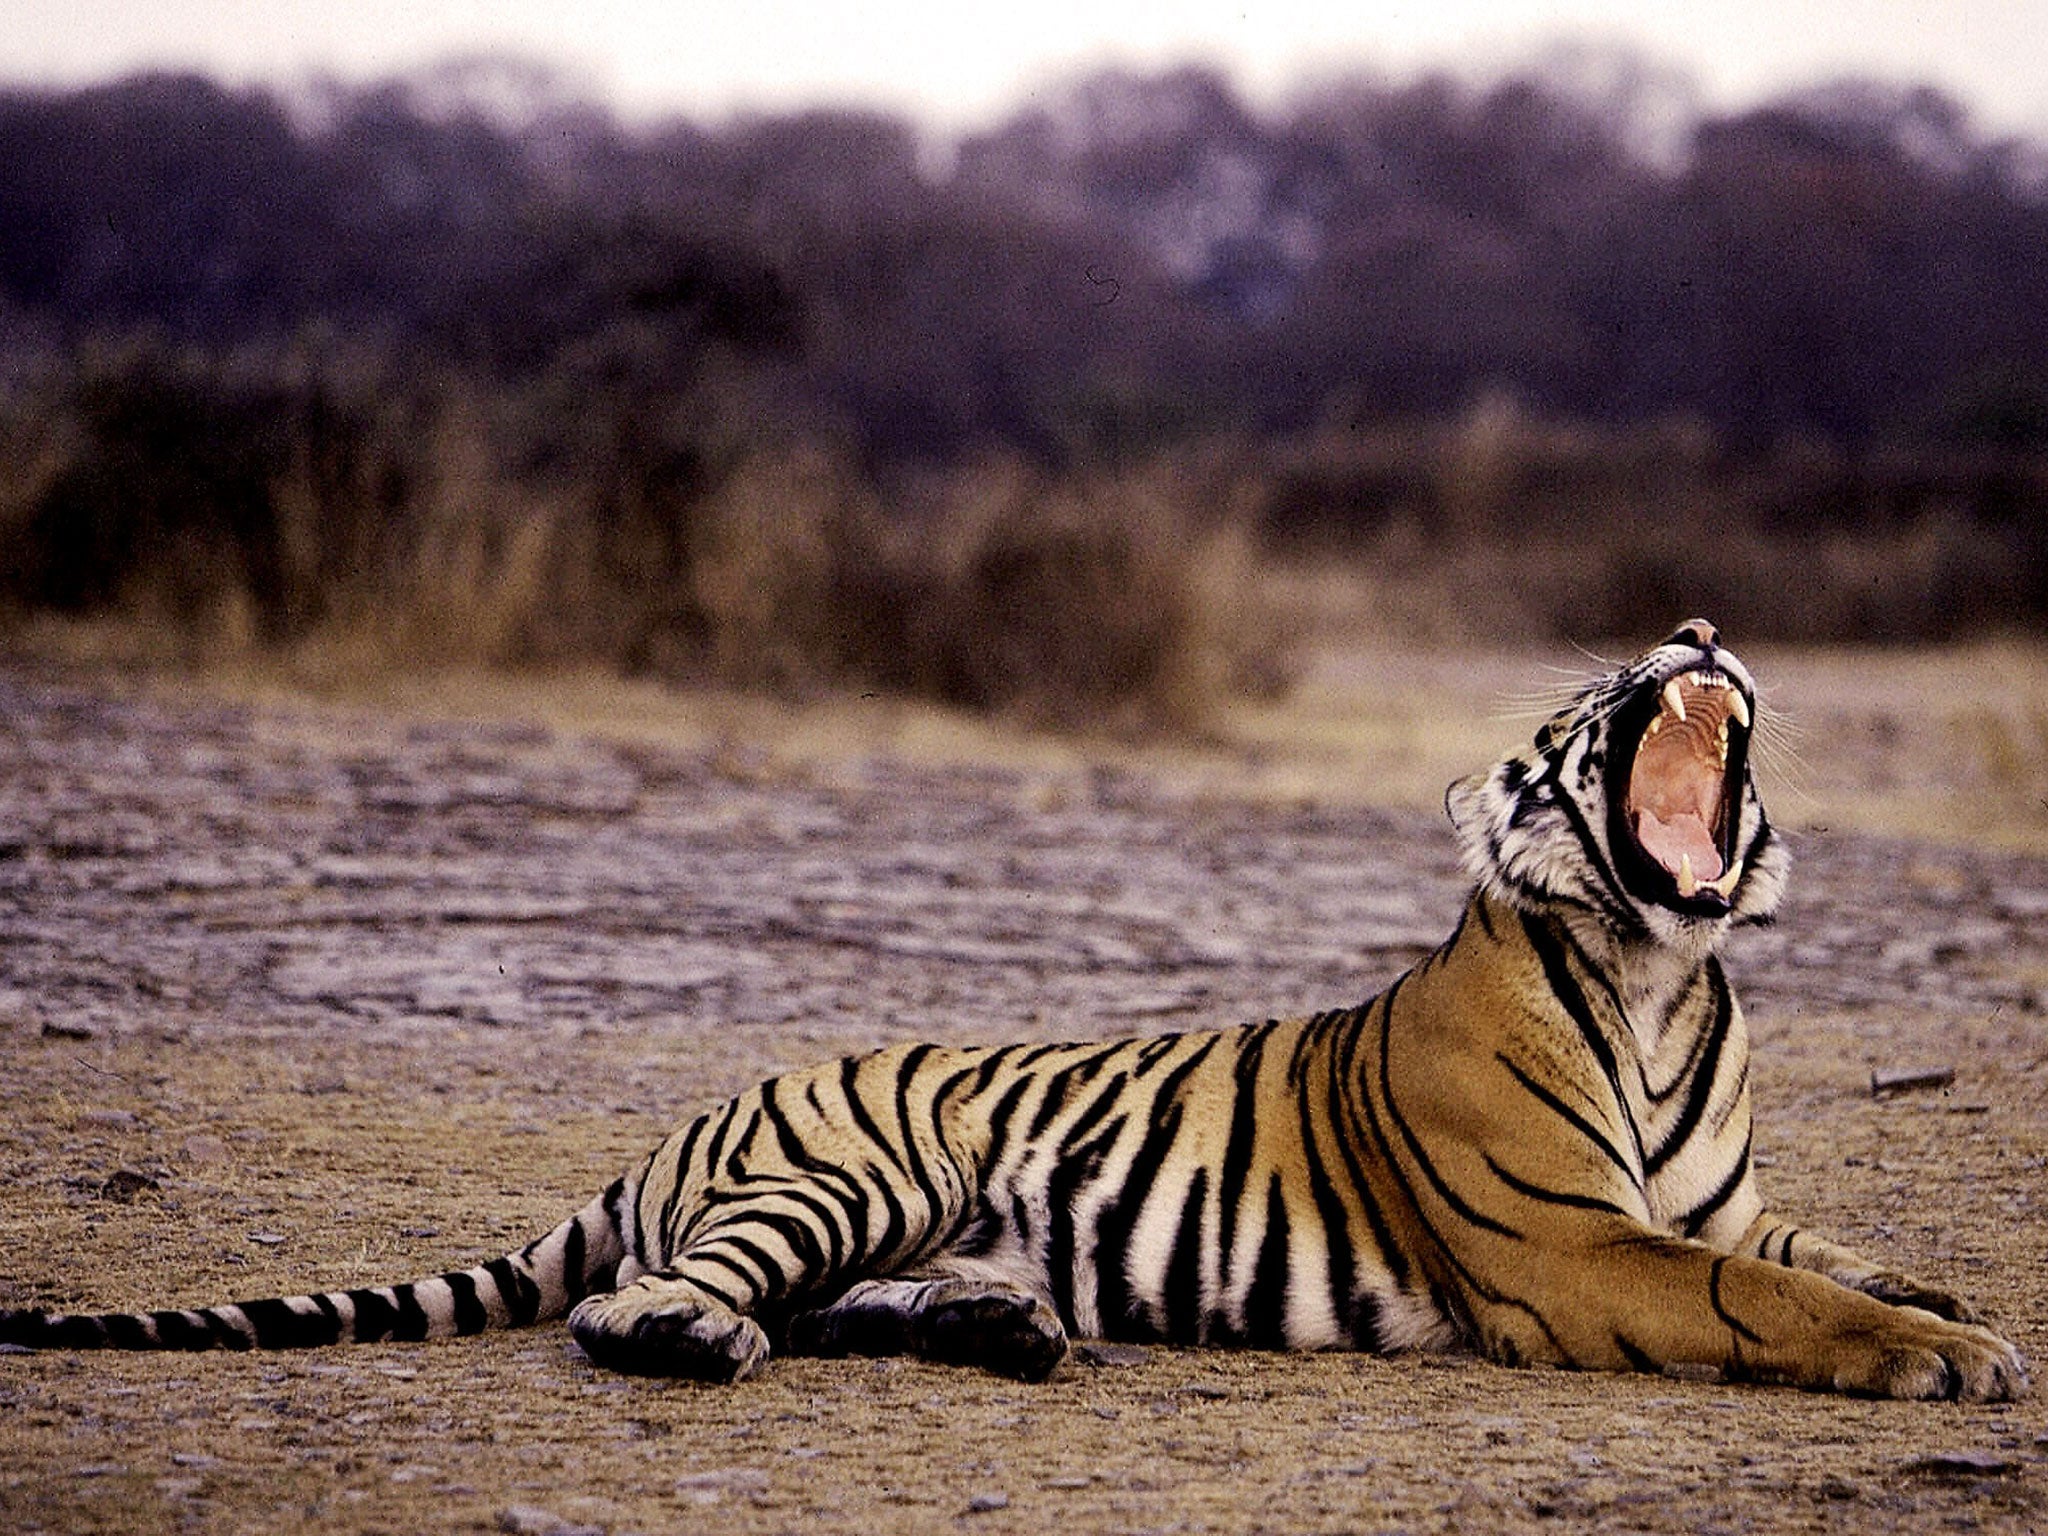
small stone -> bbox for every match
[42,1022,95,1041]
[97,1167,160,1203]
[1661,1361,1724,1383]
[1073,1342,1149,1368]
[1870,1065,1955,1097]
[675,1466,770,1507]
[674,1468,769,1494]
[966,1492,1010,1514]
[181,1134,228,1165]
[497,1506,602,1536]
[76,1109,138,1130]
[246,1232,287,1246]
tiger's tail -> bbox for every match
[0,1179,629,1354]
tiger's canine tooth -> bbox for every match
[1677,852,1699,898]
[1661,678,1686,724]
[1727,689,1750,729]
[1706,860,1744,899]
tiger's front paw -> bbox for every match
[1826,1314,2028,1402]
[1853,1271,1980,1324]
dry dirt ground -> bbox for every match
[1,646,2046,1536]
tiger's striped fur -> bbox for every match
[0,621,2027,1399]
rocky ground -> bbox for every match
[0,661,2044,1535]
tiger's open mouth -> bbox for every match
[1610,667,1752,913]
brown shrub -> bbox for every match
[902,456,1288,729]
[1266,403,2048,645]
[0,347,1293,730]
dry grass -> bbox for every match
[5,346,2047,747]
[0,348,1291,732]
[1264,404,2048,645]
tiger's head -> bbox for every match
[1445,619,1788,946]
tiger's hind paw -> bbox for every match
[916,1283,1069,1383]
[568,1283,769,1384]
[783,1276,1068,1381]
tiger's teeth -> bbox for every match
[1706,860,1744,898]
[1676,852,1698,898]
[1661,678,1686,723]
[1727,689,1750,729]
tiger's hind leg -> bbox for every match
[786,1276,1068,1382]
[568,1274,771,1384]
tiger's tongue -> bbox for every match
[1634,807,1723,882]
[1631,717,1727,882]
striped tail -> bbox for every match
[0,1179,627,1353]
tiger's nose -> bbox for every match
[1670,618,1719,651]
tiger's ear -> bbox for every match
[1444,766,1503,876]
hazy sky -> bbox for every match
[12,0,2048,137]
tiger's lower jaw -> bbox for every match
[1671,852,1744,903]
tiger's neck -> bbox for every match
[1545,900,1725,1055]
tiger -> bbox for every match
[0,620,2027,1400]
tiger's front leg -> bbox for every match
[1468,1221,2028,1401]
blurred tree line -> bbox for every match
[3,56,2045,457]
[0,55,2044,690]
